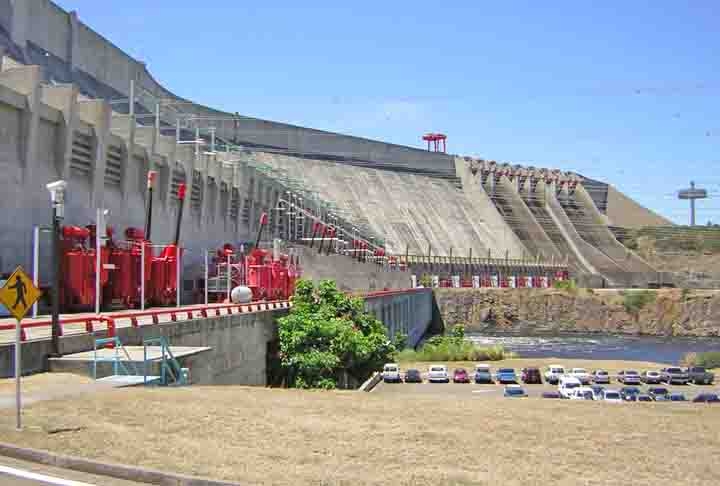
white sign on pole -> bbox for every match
[451,275,460,288]
[472,275,480,288]
[410,274,417,288]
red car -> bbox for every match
[521,367,543,384]
[453,368,470,383]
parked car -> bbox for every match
[648,387,670,401]
[382,363,402,383]
[660,367,689,385]
[544,364,566,385]
[640,370,662,384]
[474,364,493,384]
[591,370,610,384]
[602,389,623,403]
[620,386,641,402]
[637,394,653,402]
[558,376,582,399]
[568,368,592,385]
[542,391,562,399]
[521,367,542,384]
[590,385,605,400]
[685,366,715,385]
[617,370,641,385]
[504,385,528,398]
[453,368,470,384]
[496,368,518,384]
[404,368,422,383]
[569,387,595,400]
[692,393,720,403]
[428,365,449,383]
[669,392,687,402]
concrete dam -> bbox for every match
[0,0,671,289]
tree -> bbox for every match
[278,279,396,389]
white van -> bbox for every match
[558,376,582,399]
[382,363,401,383]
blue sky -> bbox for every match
[55,0,720,223]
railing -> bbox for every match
[0,300,291,342]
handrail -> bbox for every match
[0,300,292,342]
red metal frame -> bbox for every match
[0,300,291,342]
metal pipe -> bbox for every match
[140,242,145,311]
[15,316,21,430]
[144,171,156,242]
[50,205,60,356]
[95,208,101,314]
[32,226,39,318]
[176,247,181,306]
[204,249,209,306]
[174,183,187,245]
[226,253,231,303]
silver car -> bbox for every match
[592,369,610,384]
[661,367,689,385]
[617,370,641,385]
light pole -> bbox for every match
[46,180,66,357]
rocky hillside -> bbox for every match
[434,288,720,337]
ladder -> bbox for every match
[143,336,190,386]
[93,336,139,380]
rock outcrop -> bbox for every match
[434,288,720,337]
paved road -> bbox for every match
[0,456,144,485]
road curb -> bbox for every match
[0,442,241,485]
[359,371,382,392]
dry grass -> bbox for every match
[0,382,718,485]
[0,372,92,395]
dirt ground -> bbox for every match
[0,368,718,485]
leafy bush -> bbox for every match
[393,332,408,351]
[419,274,433,288]
[278,279,395,389]
[396,338,515,362]
[622,290,656,314]
[451,324,466,340]
[683,351,720,370]
[553,279,576,291]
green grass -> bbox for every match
[397,340,515,362]
[682,351,720,370]
[622,290,656,314]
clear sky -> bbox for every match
[54,0,720,224]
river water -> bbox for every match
[467,333,720,364]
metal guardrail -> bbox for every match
[0,301,292,342]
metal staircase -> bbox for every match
[143,336,190,386]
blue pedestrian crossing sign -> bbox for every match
[0,266,42,322]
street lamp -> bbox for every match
[46,180,66,357]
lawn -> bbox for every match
[0,377,718,485]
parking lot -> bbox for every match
[374,362,717,402]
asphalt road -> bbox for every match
[373,378,714,400]
[0,456,145,485]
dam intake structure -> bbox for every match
[0,0,672,291]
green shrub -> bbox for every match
[396,339,515,362]
[622,290,656,314]
[698,352,720,369]
[553,279,576,291]
[419,274,433,288]
[393,332,408,351]
[451,324,466,340]
[278,279,395,389]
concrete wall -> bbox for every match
[0,0,456,176]
[298,247,410,292]
[364,288,434,347]
[0,308,287,384]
